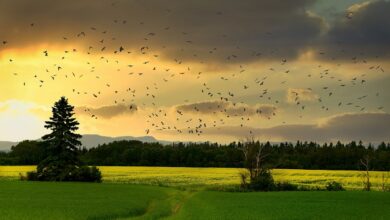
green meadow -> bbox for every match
[0,166,390,219]
[0,181,173,220]
[171,191,390,220]
[1,181,389,220]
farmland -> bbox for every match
[1,181,389,220]
[0,181,176,220]
[1,166,390,219]
[171,191,390,220]
[1,166,389,190]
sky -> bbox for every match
[0,0,389,143]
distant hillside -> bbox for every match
[0,134,171,152]
[80,134,172,148]
[0,141,18,152]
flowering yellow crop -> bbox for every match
[1,166,388,190]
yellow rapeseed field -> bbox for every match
[0,166,388,190]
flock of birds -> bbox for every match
[0,4,386,137]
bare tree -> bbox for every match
[381,171,389,192]
[240,138,270,181]
[239,138,273,190]
[360,155,371,191]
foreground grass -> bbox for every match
[1,181,389,220]
[1,166,389,190]
[0,181,175,220]
[170,191,390,220]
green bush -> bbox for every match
[72,166,102,182]
[25,165,101,182]
[298,185,323,191]
[23,171,38,181]
[249,169,275,191]
[275,182,298,191]
[326,181,345,191]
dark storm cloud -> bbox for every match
[1,0,388,63]
[0,0,324,63]
[316,0,390,59]
[176,100,277,118]
[203,113,390,142]
[75,104,137,118]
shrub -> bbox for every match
[72,166,102,182]
[299,185,323,191]
[26,165,101,182]
[249,169,275,191]
[325,181,345,191]
[20,171,38,181]
[239,170,250,188]
[275,182,298,191]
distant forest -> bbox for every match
[1,140,389,171]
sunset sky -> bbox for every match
[0,0,389,143]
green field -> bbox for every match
[1,166,390,219]
[171,191,390,220]
[1,166,389,190]
[1,181,389,220]
[0,181,178,220]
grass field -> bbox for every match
[171,191,390,220]
[0,181,176,220]
[1,181,389,220]
[1,166,389,190]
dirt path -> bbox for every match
[119,189,198,220]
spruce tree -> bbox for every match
[42,96,81,163]
[37,97,82,180]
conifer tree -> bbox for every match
[36,97,84,181]
[42,96,81,164]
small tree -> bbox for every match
[27,97,101,182]
[240,139,274,191]
[360,155,371,191]
[381,171,389,192]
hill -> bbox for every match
[0,134,171,152]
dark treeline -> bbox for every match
[1,140,389,170]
